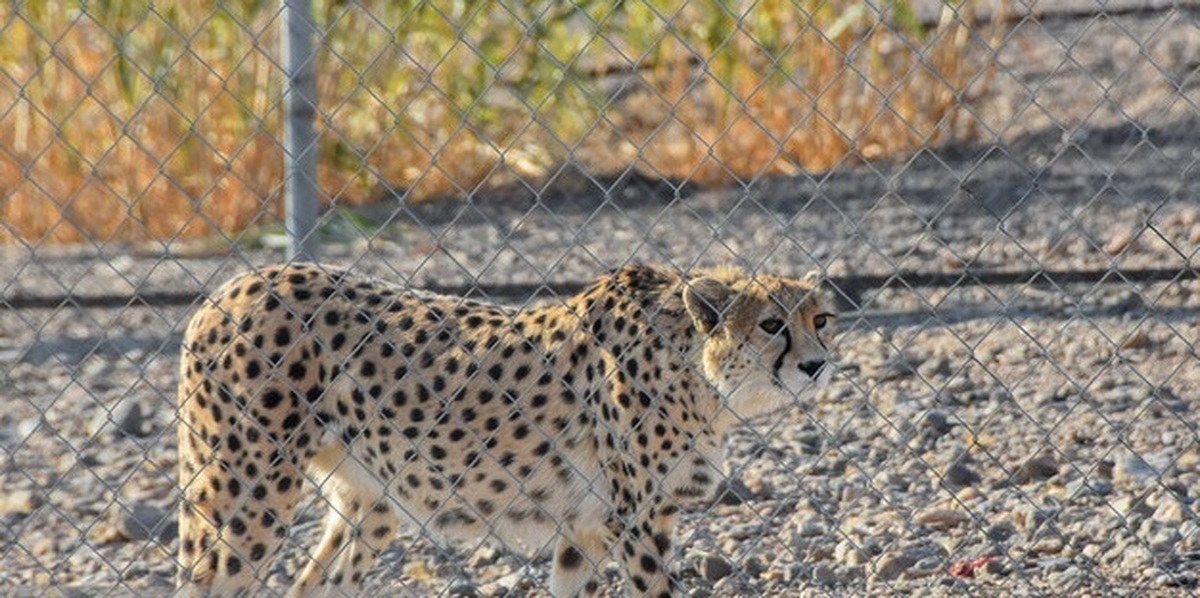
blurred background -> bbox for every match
[1,1,1198,595]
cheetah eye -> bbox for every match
[813,314,832,330]
[758,319,785,334]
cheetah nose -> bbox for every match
[799,360,825,378]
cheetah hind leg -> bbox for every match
[291,444,400,597]
[549,525,610,598]
[176,419,308,596]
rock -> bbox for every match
[90,399,150,439]
[0,489,42,518]
[1104,230,1136,255]
[919,411,953,438]
[1030,536,1065,555]
[794,518,826,538]
[835,540,867,566]
[873,552,920,582]
[479,567,536,596]
[914,508,971,531]
[1113,495,1154,519]
[1012,504,1054,534]
[1114,452,1158,488]
[16,416,48,443]
[1050,565,1086,588]
[1149,527,1181,553]
[699,554,735,582]
[1121,544,1154,571]
[1180,521,1200,551]
[114,504,175,543]
[917,357,952,381]
[877,353,921,381]
[1065,477,1113,498]
[468,545,499,568]
[710,476,757,506]
[943,461,981,489]
[986,521,1016,543]
[1015,453,1059,485]
[742,555,766,578]
[1153,497,1187,524]
[1120,330,1152,351]
[811,563,838,586]
[448,582,480,597]
[711,576,743,595]
[794,431,823,455]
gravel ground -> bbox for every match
[2,8,1200,597]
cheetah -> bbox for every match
[176,263,837,596]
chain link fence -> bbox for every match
[2,1,1199,595]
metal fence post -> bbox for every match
[281,0,319,262]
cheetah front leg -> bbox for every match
[549,525,611,597]
[613,504,680,598]
[291,445,400,597]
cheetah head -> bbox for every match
[682,269,837,420]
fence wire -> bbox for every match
[2,1,1199,596]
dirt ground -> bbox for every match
[2,7,1199,597]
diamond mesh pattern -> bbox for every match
[1,2,1198,596]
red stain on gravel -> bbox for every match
[948,556,997,578]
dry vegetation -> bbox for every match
[0,1,991,245]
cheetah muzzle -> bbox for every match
[176,263,838,596]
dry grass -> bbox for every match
[0,1,993,245]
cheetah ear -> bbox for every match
[803,270,822,287]
[683,277,733,334]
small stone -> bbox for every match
[1153,497,1187,524]
[873,552,920,581]
[479,568,535,596]
[0,489,42,518]
[1012,504,1053,534]
[468,545,499,568]
[1120,330,1152,351]
[1149,527,1181,553]
[1051,565,1086,588]
[835,540,866,566]
[699,554,735,582]
[448,582,480,597]
[986,522,1016,543]
[711,576,740,595]
[811,563,838,586]
[919,411,953,438]
[1104,230,1136,255]
[1014,453,1059,485]
[943,462,981,489]
[711,477,754,506]
[794,431,823,455]
[956,486,983,503]
[32,537,58,557]
[908,556,944,578]
[1065,477,1113,498]
[918,357,952,381]
[1114,452,1157,488]
[795,518,825,538]
[1030,536,1065,555]
[878,353,920,381]
[742,555,766,578]
[1180,521,1200,551]
[1121,545,1154,571]
[114,504,175,543]
[90,400,150,439]
[16,416,47,443]
[1113,495,1154,519]
[914,508,971,531]
[404,561,436,583]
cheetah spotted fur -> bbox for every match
[176,263,837,596]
